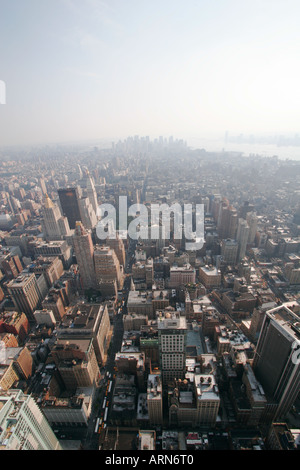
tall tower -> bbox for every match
[246,211,258,244]
[42,194,71,240]
[39,177,47,195]
[0,389,62,450]
[73,221,96,291]
[157,309,187,385]
[94,245,123,292]
[7,273,43,323]
[221,239,239,265]
[236,218,249,261]
[79,197,97,229]
[106,233,126,268]
[85,171,98,214]
[253,305,300,420]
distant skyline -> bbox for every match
[1,0,300,147]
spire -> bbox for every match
[44,193,54,209]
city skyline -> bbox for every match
[1,0,300,147]
[1,0,300,453]
[0,139,300,450]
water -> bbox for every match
[187,137,300,161]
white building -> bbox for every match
[0,389,62,450]
[158,310,187,383]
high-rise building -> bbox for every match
[198,265,221,288]
[0,389,62,450]
[239,201,255,220]
[30,256,64,288]
[51,339,100,391]
[33,240,73,269]
[168,374,220,428]
[0,253,23,280]
[0,346,33,391]
[147,373,163,425]
[85,171,98,214]
[79,197,97,229]
[246,212,258,244]
[221,239,239,265]
[58,187,82,229]
[157,310,187,384]
[73,221,97,291]
[0,311,30,344]
[39,177,47,195]
[236,218,250,261]
[218,201,238,240]
[145,258,154,289]
[253,305,300,420]
[56,303,111,365]
[42,291,66,322]
[7,273,43,323]
[94,245,123,291]
[106,233,126,268]
[42,194,71,240]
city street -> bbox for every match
[82,269,131,450]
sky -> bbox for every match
[1,0,300,147]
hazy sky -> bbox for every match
[1,0,300,147]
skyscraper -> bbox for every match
[51,338,100,390]
[79,196,97,229]
[157,309,187,384]
[236,218,250,261]
[221,239,239,265]
[94,245,123,292]
[246,211,258,244]
[41,194,71,240]
[58,187,82,229]
[253,305,300,420]
[7,273,43,323]
[106,233,126,268]
[218,201,238,240]
[85,170,98,214]
[73,221,97,291]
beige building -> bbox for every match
[221,239,239,265]
[57,303,111,365]
[33,308,57,327]
[7,273,43,323]
[51,339,100,391]
[147,373,163,425]
[199,265,221,288]
[138,430,156,451]
[127,290,153,317]
[32,256,64,288]
[0,346,33,390]
[169,264,196,288]
[168,374,220,428]
[73,221,97,291]
[41,194,71,240]
[94,245,123,291]
[106,234,126,268]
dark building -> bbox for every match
[253,305,300,421]
[58,187,82,229]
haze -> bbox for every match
[1,0,300,147]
